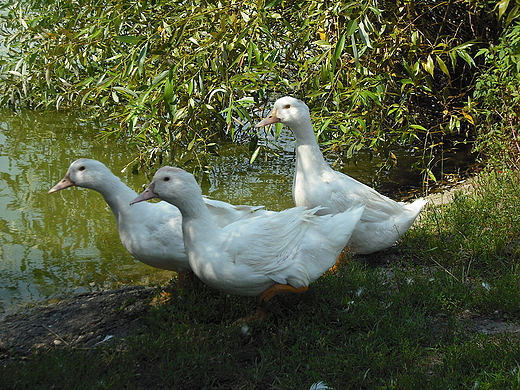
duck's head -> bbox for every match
[48,158,110,193]
[255,96,311,129]
[130,166,201,208]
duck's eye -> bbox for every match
[284,104,291,109]
[163,177,170,182]
[79,166,86,171]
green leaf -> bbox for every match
[152,70,169,86]
[164,78,174,103]
[113,86,138,98]
[423,55,435,76]
[249,146,261,164]
[496,0,510,19]
[354,117,367,132]
[458,50,475,67]
[317,118,332,137]
[332,34,346,71]
[8,70,22,77]
[358,20,372,48]
[409,124,428,131]
[346,19,358,36]
[453,41,474,50]
[425,168,437,182]
[113,36,145,44]
[187,136,197,151]
[111,90,119,103]
[137,43,148,76]
[90,28,104,40]
[275,122,284,140]
[351,34,359,66]
[449,50,458,68]
[436,56,450,76]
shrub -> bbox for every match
[473,21,520,169]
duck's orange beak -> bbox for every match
[255,109,280,127]
[48,175,75,194]
[130,182,158,205]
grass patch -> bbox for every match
[405,170,520,270]
[2,170,520,389]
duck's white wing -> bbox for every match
[119,200,188,271]
[252,205,364,286]
[218,205,362,287]
[325,170,406,221]
[202,197,272,227]
[218,207,316,282]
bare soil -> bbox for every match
[0,286,155,363]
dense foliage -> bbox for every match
[473,20,520,169]
[0,0,518,175]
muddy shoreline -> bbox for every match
[0,286,155,362]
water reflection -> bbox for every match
[0,109,172,317]
[205,139,295,211]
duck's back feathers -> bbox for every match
[319,169,427,253]
[219,203,365,292]
[203,197,273,227]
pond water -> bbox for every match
[0,108,472,318]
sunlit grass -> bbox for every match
[2,169,520,389]
[406,169,520,270]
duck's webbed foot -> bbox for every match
[259,284,309,303]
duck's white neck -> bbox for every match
[291,120,329,174]
[176,195,213,224]
[176,195,220,271]
[92,175,138,223]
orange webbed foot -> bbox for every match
[259,284,309,304]
[328,247,351,274]
[233,306,269,325]
[233,284,309,325]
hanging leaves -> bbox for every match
[0,0,506,175]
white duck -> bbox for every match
[255,96,427,254]
[48,158,268,281]
[130,166,364,318]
